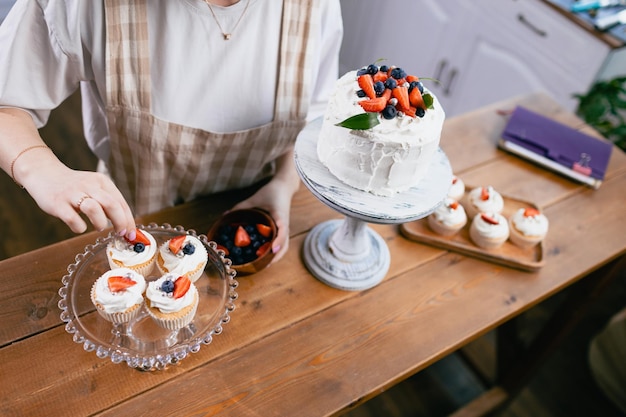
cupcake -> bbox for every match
[465,186,504,219]
[469,212,510,250]
[90,267,146,324]
[428,198,467,236]
[509,207,549,249]
[145,273,199,330]
[447,175,465,201]
[106,229,157,276]
[156,234,208,282]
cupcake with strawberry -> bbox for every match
[464,186,504,219]
[447,175,465,201]
[156,234,208,282]
[145,273,199,330]
[106,229,157,276]
[428,198,467,236]
[90,267,147,324]
[508,207,549,249]
[469,212,510,250]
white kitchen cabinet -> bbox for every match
[338,0,471,79]
[339,0,614,116]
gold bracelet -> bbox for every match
[10,145,52,188]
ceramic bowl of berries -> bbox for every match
[207,208,277,275]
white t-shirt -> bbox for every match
[0,0,343,161]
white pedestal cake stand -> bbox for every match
[294,118,453,291]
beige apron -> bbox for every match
[103,0,317,215]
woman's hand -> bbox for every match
[1,107,137,240]
[23,160,137,239]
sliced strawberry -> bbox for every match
[394,78,406,86]
[172,275,191,299]
[404,106,417,118]
[234,225,251,247]
[373,71,388,83]
[108,276,136,292]
[409,87,425,109]
[256,223,272,238]
[524,207,540,217]
[406,75,420,83]
[169,235,186,254]
[448,201,459,210]
[480,187,490,201]
[358,97,387,113]
[357,74,376,99]
[216,244,229,256]
[481,213,500,225]
[256,242,272,258]
[126,229,151,246]
[381,88,392,101]
[452,176,458,184]
[392,87,411,113]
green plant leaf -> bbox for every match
[423,93,434,110]
[336,113,380,130]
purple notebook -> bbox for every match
[498,106,613,189]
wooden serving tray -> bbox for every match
[400,190,545,272]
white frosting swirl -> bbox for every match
[447,176,465,200]
[510,208,549,237]
[107,231,157,267]
[93,268,146,313]
[146,273,197,314]
[158,235,207,274]
[468,186,504,214]
[472,212,509,238]
[432,198,467,226]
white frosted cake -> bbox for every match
[317,63,445,196]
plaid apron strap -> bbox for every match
[104,0,151,110]
[275,0,319,120]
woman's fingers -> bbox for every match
[75,195,109,231]
[87,173,136,235]
[269,216,288,263]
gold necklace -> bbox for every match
[203,0,250,40]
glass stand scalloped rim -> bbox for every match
[58,223,238,371]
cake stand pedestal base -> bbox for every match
[303,217,390,291]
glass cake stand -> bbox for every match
[58,223,238,371]
[294,117,453,291]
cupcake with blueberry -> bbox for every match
[447,175,465,201]
[90,267,146,324]
[106,229,157,276]
[509,207,549,249]
[145,273,199,330]
[156,234,208,282]
[469,212,510,250]
[427,198,467,236]
[464,186,504,219]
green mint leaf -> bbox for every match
[336,113,380,130]
[423,93,434,110]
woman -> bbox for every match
[0,0,343,263]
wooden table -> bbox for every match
[1,93,625,417]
